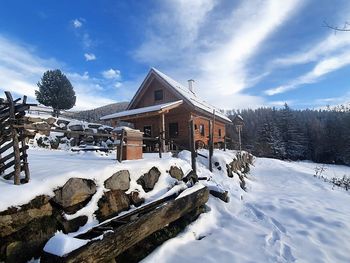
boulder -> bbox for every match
[104,170,130,191]
[68,124,84,131]
[33,122,51,131]
[0,195,52,238]
[95,190,130,222]
[28,116,43,123]
[45,117,57,125]
[128,191,144,207]
[88,124,102,129]
[56,119,70,126]
[56,215,88,234]
[85,135,95,144]
[169,166,184,180]
[226,163,233,178]
[209,189,229,203]
[137,167,161,192]
[182,171,198,185]
[84,128,94,134]
[52,178,96,213]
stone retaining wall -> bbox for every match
[0,152,253,262]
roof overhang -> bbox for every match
[101,100,183,122]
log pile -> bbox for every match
[41,185,209,263]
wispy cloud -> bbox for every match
[266,27,350,96]
[133,0,303,108]
[0,35,115,110]
[273,33,350,67]
[84,53,96,61]
[266,50,350,95]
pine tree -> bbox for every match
[276,104,307,160]
[35,69,76,117]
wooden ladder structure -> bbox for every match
[0,92,34,185]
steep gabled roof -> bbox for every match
[128,68,232,123]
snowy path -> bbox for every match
[143,158,350,263]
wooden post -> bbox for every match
[20,96,30,183]
[160,113,166,153]
[158,134,162,159]
[118,129,125,162]
[224,136,227,151]
[5,92,21,185]
[237,125,242,152]
[189,119,196,175]
[208,120,213,172]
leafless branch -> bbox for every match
[324,20,350,32]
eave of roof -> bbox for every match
[100,100,183,121]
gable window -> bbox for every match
[169,122,179,138]
[199,124,205,136]
[218,128,222,138]
[154,89,163,101]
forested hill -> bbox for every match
[226,105,350,165]
[71,101,129,123]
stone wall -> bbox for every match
[0,151,253,262]
[226,151,254,190]
[0,165,184,262]
[24,116,114,149]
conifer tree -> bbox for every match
[35,69,76,117]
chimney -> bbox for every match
[188,79,195,93]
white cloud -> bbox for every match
[0,35,116,110]
[266,50,350,95]
[84,53,96,61]
[133,0,303,109]
[114,82,122,88]
[102,68,121,79]
[73,19,83,28]
[273,33,350,67]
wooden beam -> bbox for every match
[118,129,125,162]
[208,120,213,172]
[160,113,166,153]
[5,91,21,185]
[42,186,209,262]
[0,145,28,163]
[189,119,197,175]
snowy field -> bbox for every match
[1,148,350,262]
[144,157,350,263]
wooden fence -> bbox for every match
[0,92,35,185]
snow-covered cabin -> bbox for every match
[101,68,232,150]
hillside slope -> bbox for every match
[143,158,350,263]
[71,101,129,122]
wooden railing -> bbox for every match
[0,92,35,184]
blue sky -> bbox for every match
[1,0,350,110]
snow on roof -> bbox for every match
[151,68,232,123]
[101,100,183,120]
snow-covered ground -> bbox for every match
[143,157,350,263]
[0,148,189,212]
[2,148,350,262]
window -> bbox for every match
[218,129,222,138]
[154,89,163,101]
[194,124,198,130]
[143,125,152,137]
[169,122,179,138]
[199,124,205,136]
